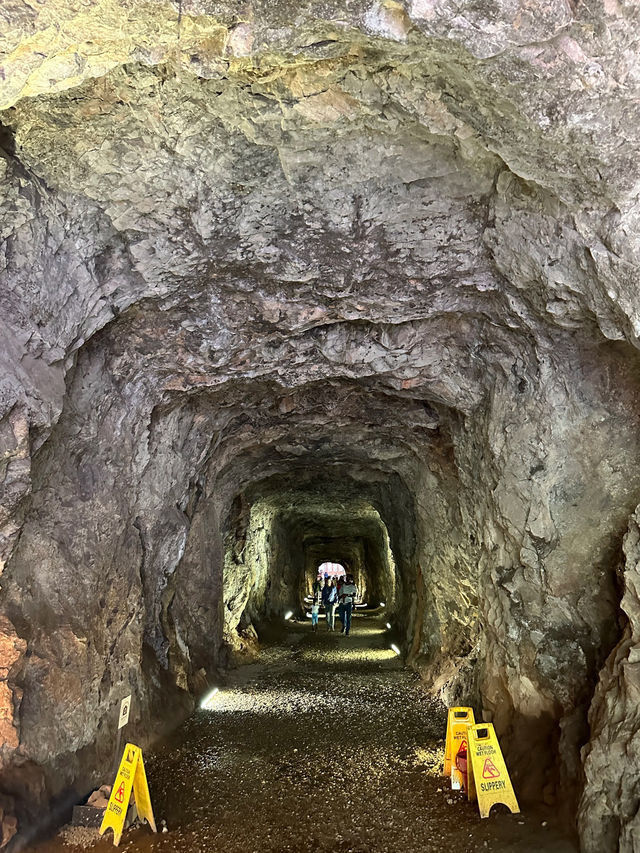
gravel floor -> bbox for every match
[28,615,577,853]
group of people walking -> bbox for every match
[311,575,358,636]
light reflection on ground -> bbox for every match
[298,646,398,664]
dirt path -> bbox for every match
[28,615,577,853]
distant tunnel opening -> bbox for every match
[316,561,345,579]
[222,478,404,649]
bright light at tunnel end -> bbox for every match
[386,622,391,630]
[379,602,386,607]
[200,687,220,710]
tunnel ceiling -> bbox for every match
[3,0,640,531]
[3,2,640,851]
[4,0,640,570]
[3,0,640,464]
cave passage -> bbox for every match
[4,4,640,852]
[223,484,402,645]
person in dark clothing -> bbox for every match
[321,578,338,631]
[336,575,346,631]
[339,574,358,636]
[311,574,323,631]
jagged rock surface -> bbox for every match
[2,2,640,850]
[579,506,640,853]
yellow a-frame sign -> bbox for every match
[443,707,475,778]
[99,743,157,846]
[467,723,520,818]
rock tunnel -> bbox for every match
[1,2,640,850]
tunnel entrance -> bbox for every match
[5,6,640,850]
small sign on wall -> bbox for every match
[118,695,131,730]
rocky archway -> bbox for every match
[1,3,640,850]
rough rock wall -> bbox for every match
[0,349,207,839]
[223,496,276,645]
[579,506,640,852]
[408,445,480,687]
[454,342,640,816]
[399,335,640,820]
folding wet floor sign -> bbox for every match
[99,743,157,846]
[443,707,475,780]
[467,722,520,818]
[451,738,468,792]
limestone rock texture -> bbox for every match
[579,507,640,852]
[2,0,640,849]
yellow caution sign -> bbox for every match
[99,743,157,846]
[443,707,475,779]
[467,723,520,818]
